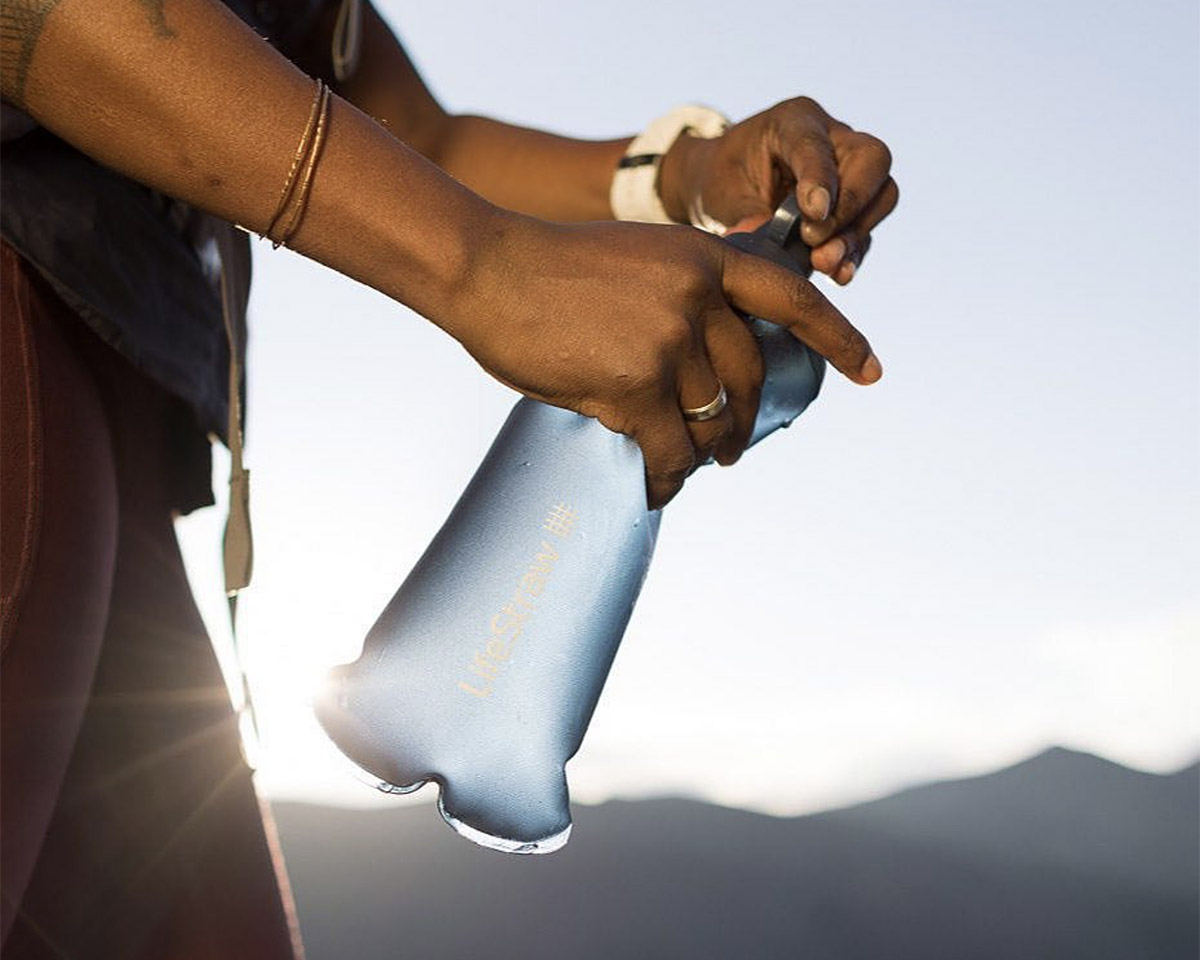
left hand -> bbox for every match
[658,97,899,284]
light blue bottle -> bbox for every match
[316,198,825,853]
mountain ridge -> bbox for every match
[275,746,1198,960]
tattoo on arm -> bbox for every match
[1,0,177,106]
[138,0,176,39]
[0,0,62,106]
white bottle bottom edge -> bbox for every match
[330,747,573,854]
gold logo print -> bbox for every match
[457,504,578,699]
[541,502,578,539]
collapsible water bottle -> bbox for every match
[316,198,825,853]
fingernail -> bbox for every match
[841,260,857,283]
[859,351,883,383]
[807,186,831,221]
[825,237,846,265]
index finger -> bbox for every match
[720,245,882,385]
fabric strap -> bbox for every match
[331,0,363,82]
[214,223,260,764]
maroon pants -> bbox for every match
[1,244,303,958]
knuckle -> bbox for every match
[653,314,695,361]
[858,132,893,170]
[669,246,722,308]
[576,398,604,420]
[580,401,623,433]
[681,267,716,309]
[655,450,696,483]
[787,95,825,116]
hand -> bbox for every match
[659,97,898,285]
[445,213,881,508]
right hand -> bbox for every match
[444,213,882,508]
[660,96,898,286]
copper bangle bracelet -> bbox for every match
[263,78,331,249]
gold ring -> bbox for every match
[682,384,728,422]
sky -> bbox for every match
[177,0,1199,816]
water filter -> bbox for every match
[316,198,825,853]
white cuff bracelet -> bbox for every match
[609,104,730,226]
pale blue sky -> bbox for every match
[179,0,1198,813]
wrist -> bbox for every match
[657,132,718,225]
[431,206,539,348]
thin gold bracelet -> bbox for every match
[271,82,331,248]
[264,78,330,248]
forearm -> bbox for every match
[326,1,627,221]
[426,115,628,222]
[0,0,492,327]
[0,0,889,511]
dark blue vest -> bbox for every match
[0,0,325,456]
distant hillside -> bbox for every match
[274,748,1198,960]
